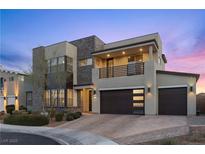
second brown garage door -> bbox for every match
[100,89,133,114]
[158,87,187,115]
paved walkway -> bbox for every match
[0,124,118,145]
[57,114,189,144]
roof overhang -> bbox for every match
[156,70,200,81]
[92,39,159,56]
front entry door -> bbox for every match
[106,58,114,77]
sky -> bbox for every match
[0,10,205,93]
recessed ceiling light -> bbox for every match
[122,51,126,55]
[139,48,143,52]
[107,54,110,57]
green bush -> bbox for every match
[65,112,81,121]
[55,112,64,121]
[76,112,82,116]
[19,105,27,111]
[12,110,28,115]
[3,114,49,126]
[66,113,74,121]
[72,112,81,119]
[6,105,15,115]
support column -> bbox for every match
[149,46,153,60]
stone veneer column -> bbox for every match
[32,47,46,112]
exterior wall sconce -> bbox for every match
[15,96,18,100]
[147,87,151,93]
[190,86,193,92]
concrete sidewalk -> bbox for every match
[0,124,118,145]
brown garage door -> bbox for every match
[100,89,133,114]
[159,87,187,115]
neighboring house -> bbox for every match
[32,33,199,115]
[0,67,32,112]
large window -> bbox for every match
[51,58,57,66]
[58,57,65,72]
[58,57,65,64]
[47,60,51,73]
[67,89,73,107]
[0,77,4,90]
[51,58,58,73]
[51,89,58,107]
[58,89,65,107]
[79,58,92,67]
[47,56,73,73]
[45,90,50,107]
[67,57,73,72]
[45,89,67,107]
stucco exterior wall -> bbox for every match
[92,60,158,115]
[157,73,197,115]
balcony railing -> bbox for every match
[99,62,144,78]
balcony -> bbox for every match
[99,62,144,78]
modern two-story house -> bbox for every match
[32,33,199,115]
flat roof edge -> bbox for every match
[92,39,158,54]
[156,70,200,81]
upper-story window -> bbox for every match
[47,60,51,73]
[9,76,14,82]
[67,57,73,72]
[79,58,92,67]
[0,77,4,89]
[51,58,57,66]
[18,76,24,81]
[47,56,73,73]
[58,57,65,64]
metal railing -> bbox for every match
[99,62,144,78]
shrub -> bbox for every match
[76,112,82,116]
[28,110,32,114]
[66,113,74,121]
[12,110,28,115]
[55,112,64,121]
[3,114,49,126]
[6,105,15,115]
[19,105,27,111]
[72,112,81,119]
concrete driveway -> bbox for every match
[57,114,189,144]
